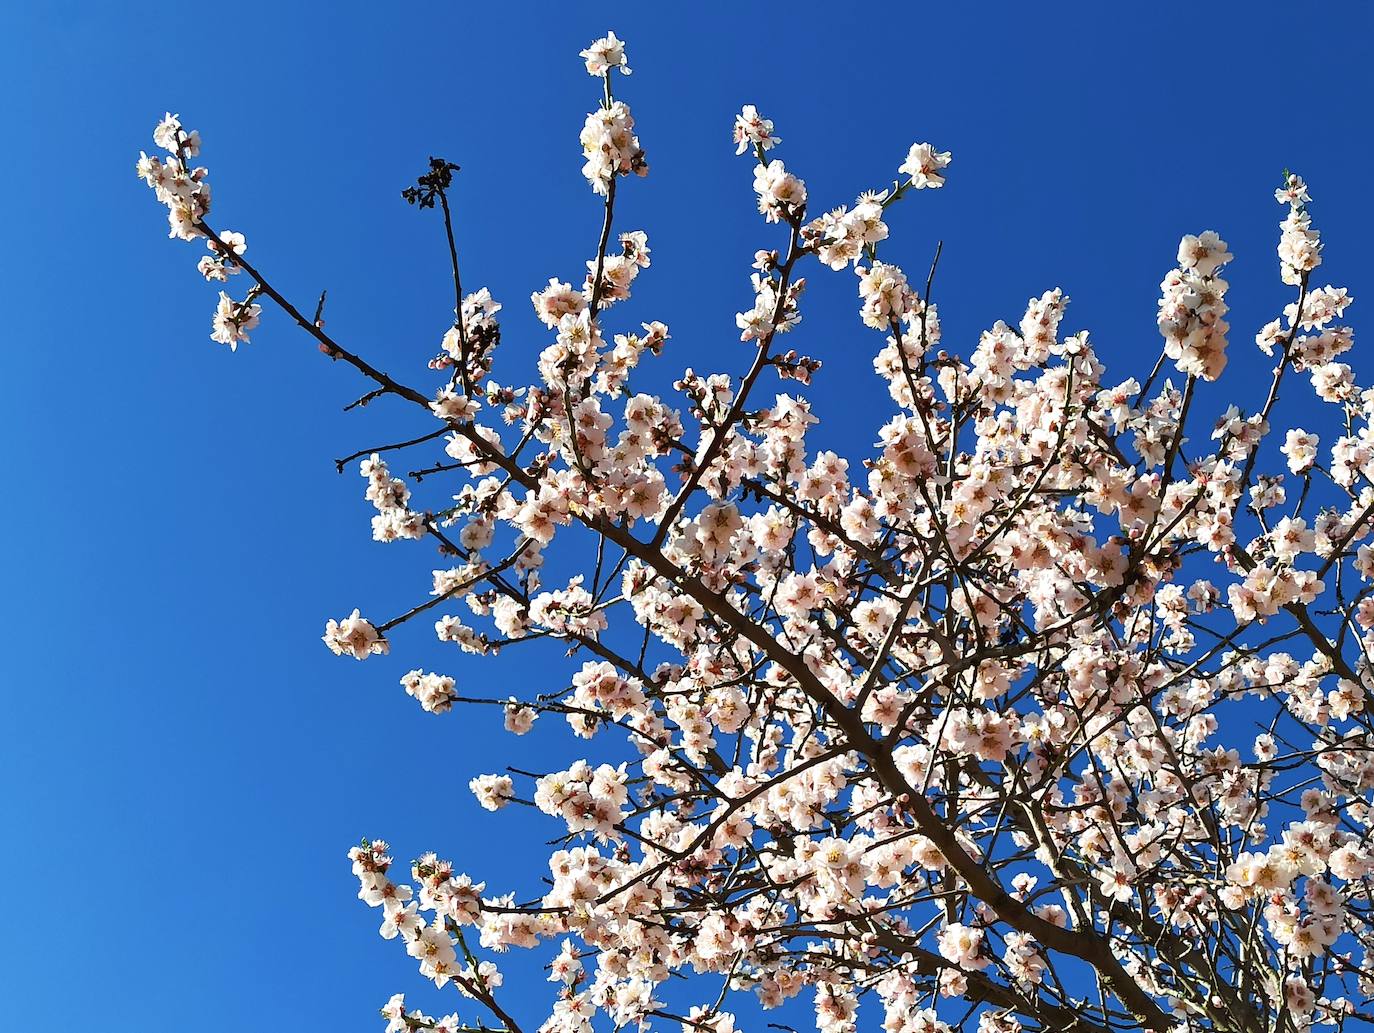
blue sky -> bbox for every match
[3,2,1372,1029]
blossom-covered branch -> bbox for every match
[138,30,1372,1033]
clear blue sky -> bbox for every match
[3,2,1371,1029]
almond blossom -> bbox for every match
[138,30,1374,1033]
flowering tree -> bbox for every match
[136,31,1374,1033]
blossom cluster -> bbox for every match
[1157,230,1233,380]
[578,33,644,196]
